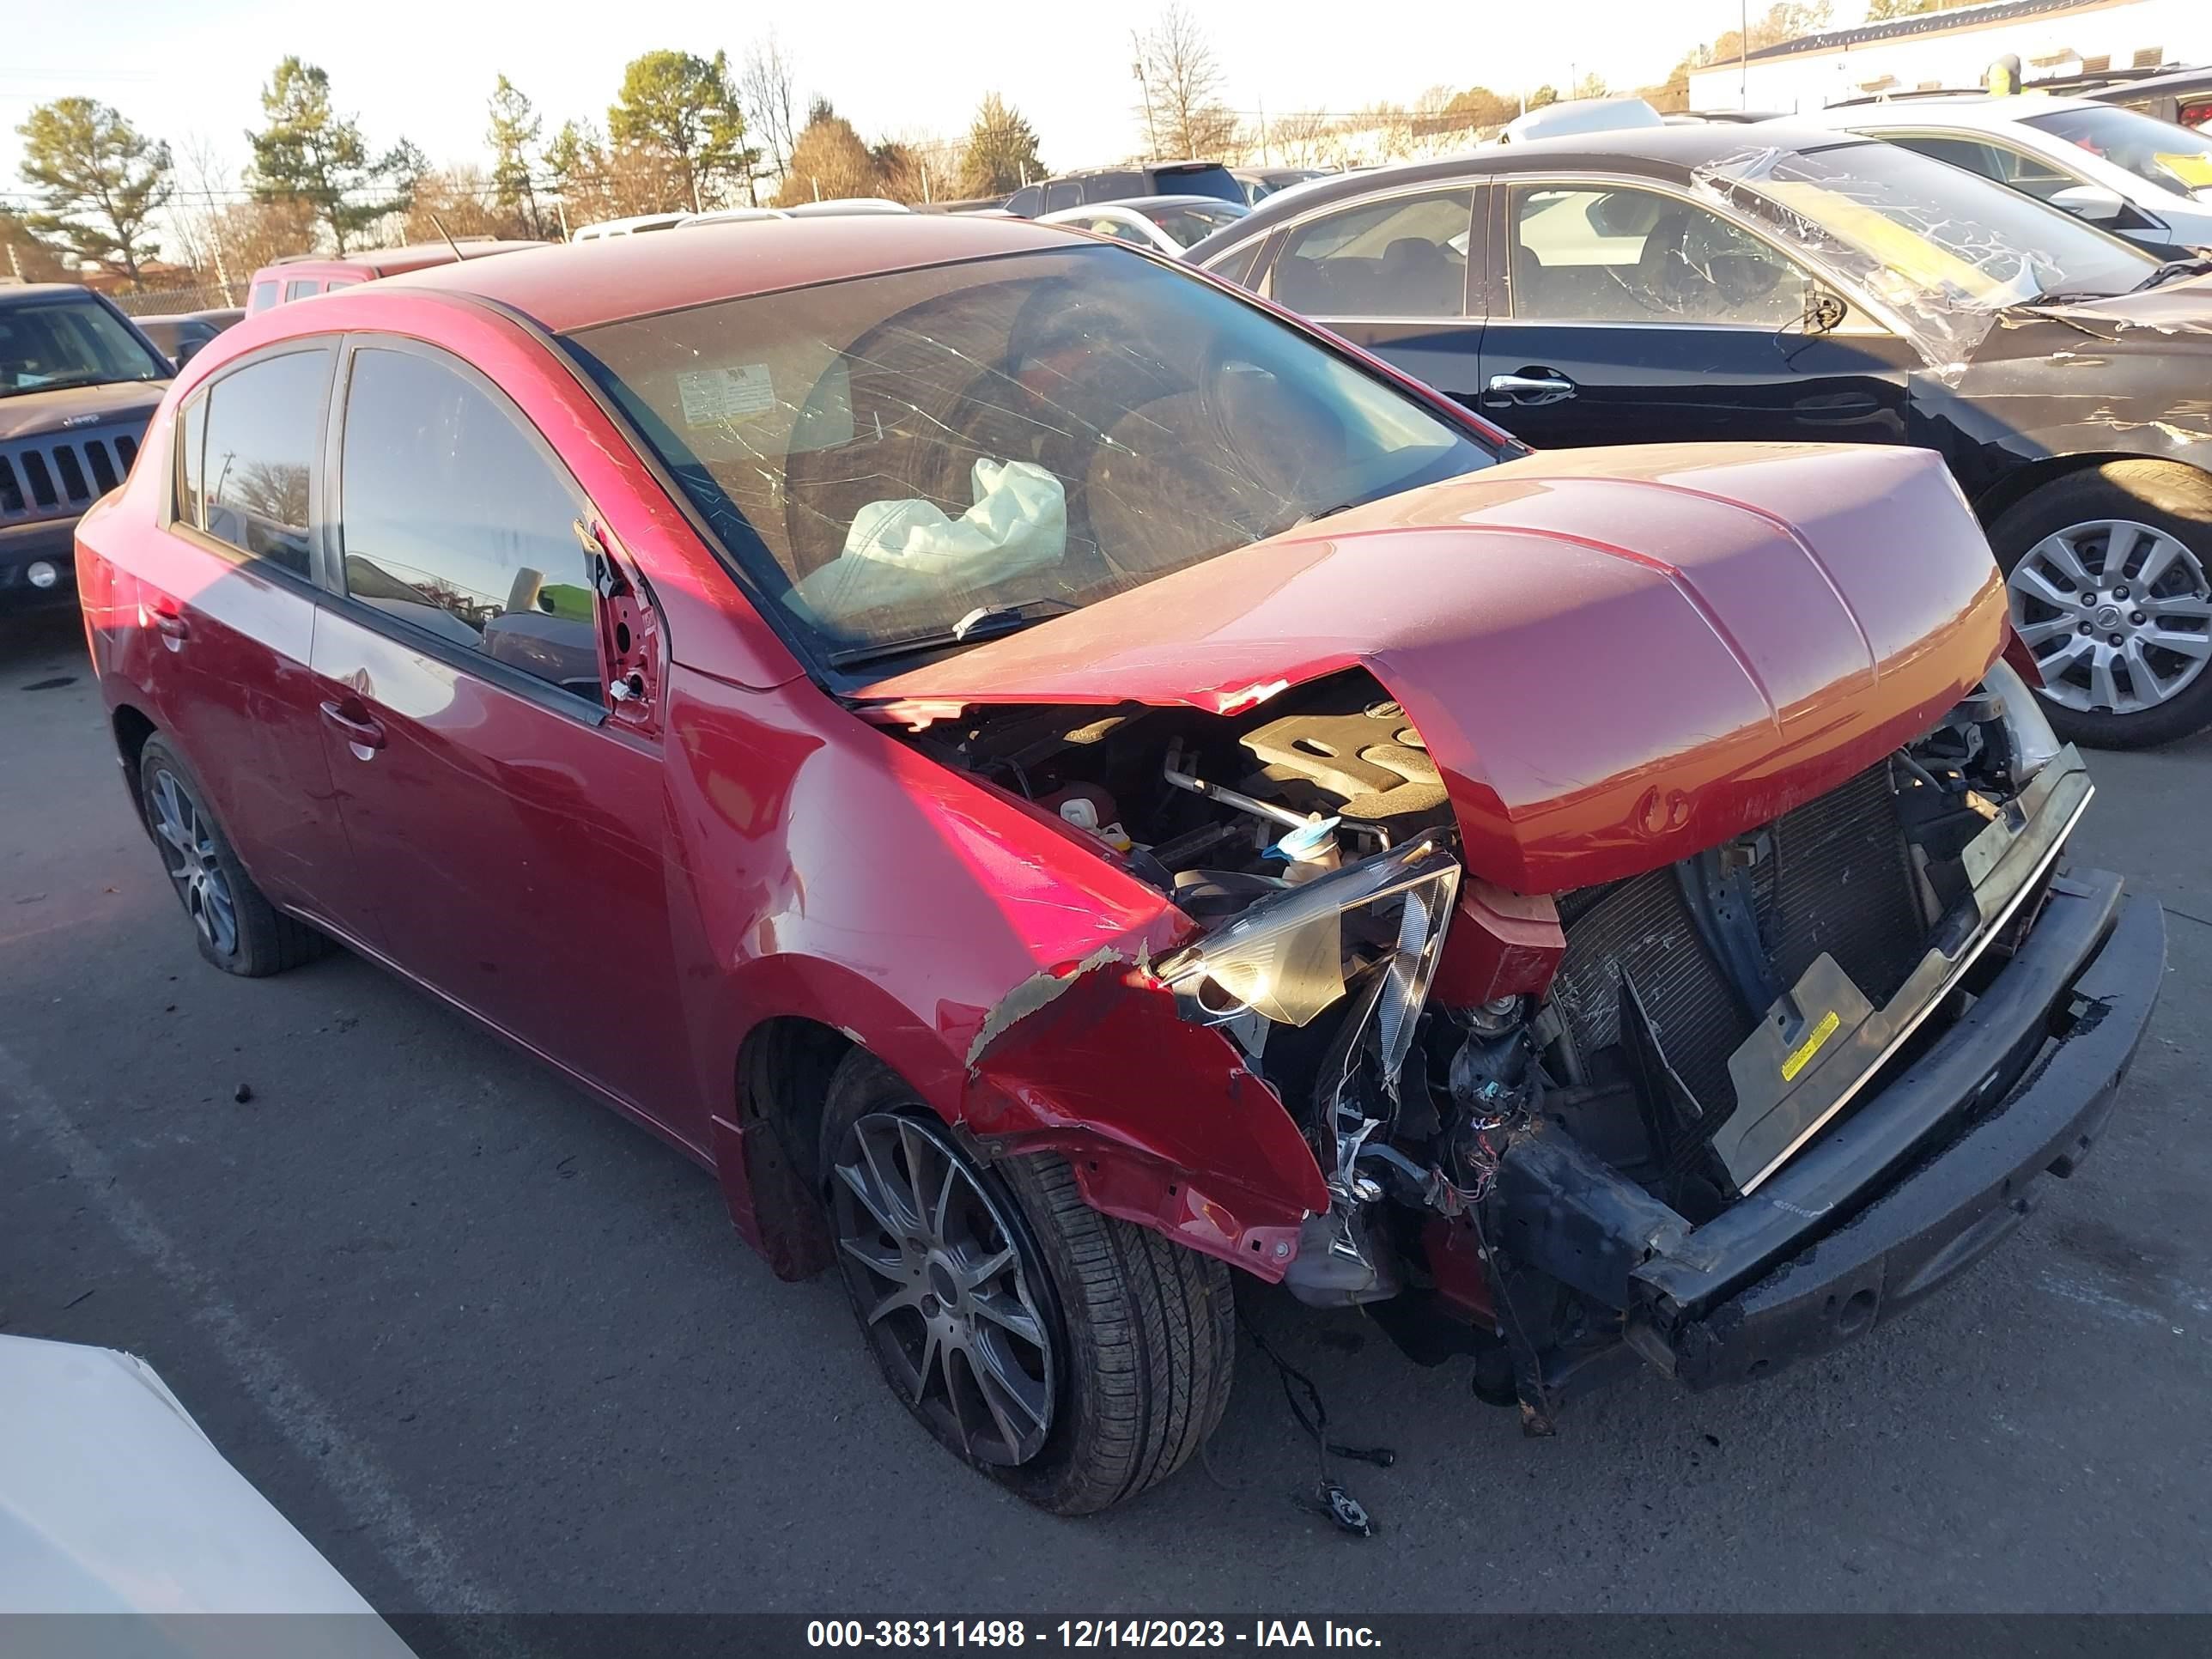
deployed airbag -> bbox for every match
[795,458,1067,620]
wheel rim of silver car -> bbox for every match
[829,1112,1055,1466]
[150,769,238,957]
[2006,517,2212,715]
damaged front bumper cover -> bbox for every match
[1497,864,2164,1397]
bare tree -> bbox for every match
[1351,101,1415,162]
[1410,83,1472,148]
[1267,109,1333,167]
[741,33,800,182]
[166,134,245,301]
[405,165,526,242]
[1135,4,1237,160]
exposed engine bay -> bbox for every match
[905,658,2088,1413]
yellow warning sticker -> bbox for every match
[2156,152,2212,189]
[1781,1009,1843,1083]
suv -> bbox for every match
[1,284,169,605]
[245,240,546,314]
[1002,161,1242,217]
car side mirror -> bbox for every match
[2048,184,2129,225]
[173,338,204,367]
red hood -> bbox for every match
[857,443,2008,891]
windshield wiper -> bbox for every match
[828,597,1078,669]
[2130,255,2212,293]
[2027,258,2212,308]
[2021,288,2124,307]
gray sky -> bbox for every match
[3,0,1844,209]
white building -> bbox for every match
[1687,0,2212,114]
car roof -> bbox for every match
[1101,194,1243,211]
[252,241,546,282]
[1059,161,1225,178]
[0,283,134,306]
[1210,121,1872,246]
[573,214,689,234]
[1798,94,2100,126]
[2094,63,2212,97]
[385,213,1080,332]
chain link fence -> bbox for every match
[110,282,240,317]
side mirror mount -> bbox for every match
[1802,286,1849,336]
[2048,183,2130,225]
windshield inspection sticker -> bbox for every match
[677,363,775,426]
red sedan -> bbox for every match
[76,217,2161,1513]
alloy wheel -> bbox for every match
[149,769,239,958]
[2006,517,2212,715]
[829,1112,1056,1467]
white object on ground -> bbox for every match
[0,1333,416,1652]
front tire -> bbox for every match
[818,1052,1236,1514]
[1989,462,2212,749]
[138,735,326,976]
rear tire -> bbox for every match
[1988,462,2212,750]
[818,1051,1236,1514]
[138,734,327,977]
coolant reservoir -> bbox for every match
[1276,817,1341,882]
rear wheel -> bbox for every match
[818,1052,1236,1514]
[138,735,326,977]
[1990,462,2212,749]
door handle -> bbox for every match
[319,699,387,753]
[152,610,190,645]
[1485,372,1577,406]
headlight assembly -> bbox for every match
[1158,839,1461,1086]
[1983,658,2061,781]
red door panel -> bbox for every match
[121,527,356,931]
[308,610,696,1139]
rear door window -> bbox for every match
[1270,189,1474,317]
[1147,164,1243,204]
[335,344,603,703]
[1888,131,2080,201]
[283,279,321,303]
[1081,171,1144,203]
[182,345,333,576]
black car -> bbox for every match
[132,307,245,369]
[1187,125,2212,748]
[1002,161,1243,217]
[0,284,170,605]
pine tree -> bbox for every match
[608,50,759,212]
[488,76,545,239]
[15,98,172,283]
[959,94,1043,198]
[245,58,415,252]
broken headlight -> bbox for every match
[1157,840,1460,1081]
[1983,659,2061,782]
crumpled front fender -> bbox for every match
[963,954,1330,1281]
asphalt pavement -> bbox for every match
[3,600,2209,1615]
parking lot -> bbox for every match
[3,594,2209,1615]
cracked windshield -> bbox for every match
[566,246,1492,662]
[1702,139,2157,357]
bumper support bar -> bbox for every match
[1491,868,2164,1394]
